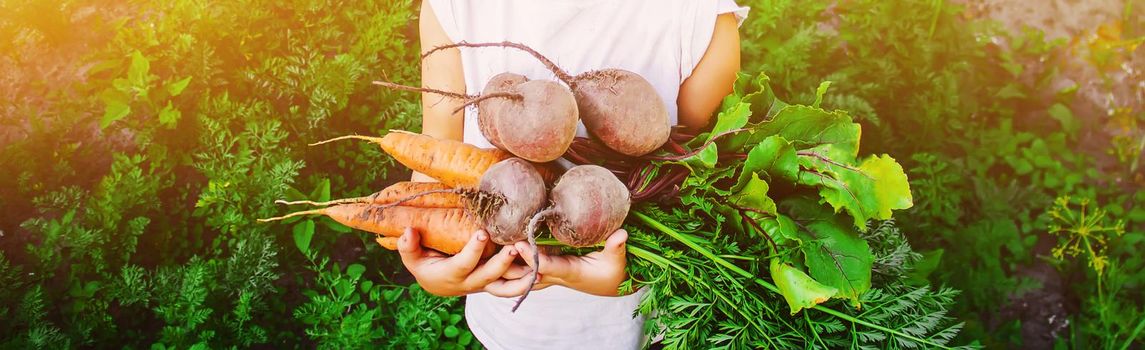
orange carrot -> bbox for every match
[259,204,494,256]
[276,181,463,208]
[376,236,398,250]
[312,131,509,188]
[311,131,562,187]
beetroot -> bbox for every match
[475,73,528,152]
[509,164,630,311]
[474,75,579,163]
[531,164,632,247]
[421,41,671,157]
[571,69,670,157]
[372,75,579,163]
[469,157,548,245]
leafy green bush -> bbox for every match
[0,0,471,348]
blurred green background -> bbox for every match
[0,0,1142,348]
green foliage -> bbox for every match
[625,73,971,348]
[735,0,1145,347]
[293,253,478,349]
[1045,196,1142,349]
[0,0,473,348]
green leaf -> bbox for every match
[292,220,315,254]
[707,100,755,152]
[310,179,331,202]
[729,173,776,216]
[813,81,832,108]
[798,152,913,229]
[443,325,460,338]
[740,72,786,120]
[859,155,914,219]
[995,83,1026,99]
[128,51,151,87]
[101,101,131,129]
[719,73,748,111]
[754,105,859,159]
[346,264,366,280]
[428,311,443,330]
[166,76,192,97]
[906,249,944,286]
[770,258,837,314]
[283,186,308,202]
[684,144,719,169]
[1010,157,1034,175]
[320,216,352,233]
[784,198,873,306]
[738,135,798,185]
[757,214,800,246]
[710,102,752,138]
[158,102,181,128]
[1047,103,1078,136]
[335,279,353,298]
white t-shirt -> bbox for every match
[425,1,748,349]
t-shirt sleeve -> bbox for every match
[426,0,463,44]
[717,0,750,26]
[680,0,750,81]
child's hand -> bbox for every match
[398,228,533,297]
[513,230,629,296]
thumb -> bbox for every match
[397,228,425,266]
[445,230,488,271]
[602,229,628,258]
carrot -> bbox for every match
[311,131,509,188]
[311,131,562,187]
[376,236,398,250]
[259,204,494,256]
[276,181,463,208]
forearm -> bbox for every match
[414,1,466,182]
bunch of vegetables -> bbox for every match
[614,73,971,348]
[262,132,633,310]
[262,42,971,347]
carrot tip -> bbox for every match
[257,208,326,222]
[309,135,385,147]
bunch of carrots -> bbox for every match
[260,131,551,257]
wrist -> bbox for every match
[421,285,464,297]
[416,279,470,297]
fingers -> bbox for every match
[512,241,550,270]
[466,245,518,286]
[483,273,542,298]
[502,264,530,280]
[513,241,572,279]
[602,229,629,258]
[443,230,488,274]
[397,228,426,268]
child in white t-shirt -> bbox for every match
[395,1,748,348]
